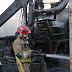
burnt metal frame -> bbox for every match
[0,0,69,27]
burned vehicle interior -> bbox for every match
[0,0,69,72]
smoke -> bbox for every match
[0,19,21,37]
[0,10,21,37]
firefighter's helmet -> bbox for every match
[17,25,31,35]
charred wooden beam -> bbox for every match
[0,0,21,27]
[0,0,28,27]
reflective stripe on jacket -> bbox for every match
[16,50,31,63]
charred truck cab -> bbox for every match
[0,0,69,72]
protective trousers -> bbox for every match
[17,63,30,72]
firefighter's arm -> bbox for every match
[12,40,23,59]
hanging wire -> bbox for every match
[19,8,25,25]
[19,9,22,25]
[22,8,25,25]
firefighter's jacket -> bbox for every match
[12,38,31,63]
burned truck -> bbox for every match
[0,0,69,72]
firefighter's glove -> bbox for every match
[16,53,22,59]
[25,52,31,58]
[28,52,31,58]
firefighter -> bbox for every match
[12,25,31,72]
